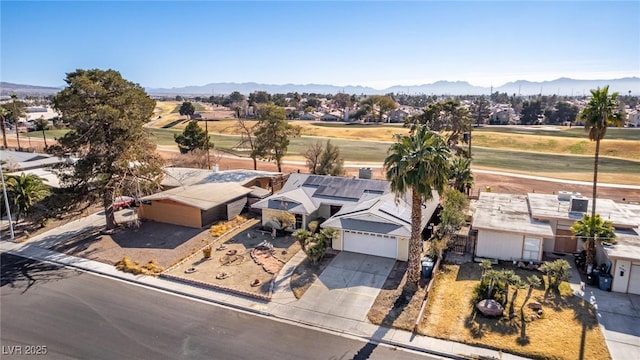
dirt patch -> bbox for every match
[367,261,428,331]
[290,253,335,299]
[417,262,610,360]
[50,220,211,268]
[163,223,301,299]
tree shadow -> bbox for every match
[1,253,80,294]
[352,285,417,359]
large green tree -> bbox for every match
[406,99,472,150]
[174,120,212,154]
[3,173,50,224]
[579,86,623,216]
[384,125,451,289]
[520,100,542,125]
[253,104,301,172]
[571,214,616,272]
[179,101,196,119]
[304,140,345,176]
[51,69,164,229]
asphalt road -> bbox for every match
[1,254,438,360]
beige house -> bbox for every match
[138,182,252,228]
[472,191,640,294]
[251,174,440,261]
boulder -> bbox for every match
[476,299,504,317]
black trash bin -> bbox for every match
[421,256,435,279]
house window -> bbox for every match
[330,205,342,216]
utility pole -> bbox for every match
[0,164,15,241]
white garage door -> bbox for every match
[629,264,640,295]
[343,230,397,259]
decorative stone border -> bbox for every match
[160,273,273,301]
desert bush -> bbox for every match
[209,215,247,237]
[308,220,319,233]
[202,246,212,259]
[115,257,164,276]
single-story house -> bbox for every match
[251,173,440,260]
[138,182,252,228]
[472,191,640,294]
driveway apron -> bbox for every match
[294,252,395,322]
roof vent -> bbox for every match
[570,196,589,213]
[558,191,580,201]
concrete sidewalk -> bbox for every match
[0,216,525,360]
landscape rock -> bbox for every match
[476,299,504,317]
[528,301,543,311]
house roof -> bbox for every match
[527,193,639,229]
[162,167,280,188]
[472,192,554,237]
[321,192,439,237]
[601,228,640,262]
[0,150,63,171]
[141,182,252,210]
[6,168,61,188]
[252,173,390,215]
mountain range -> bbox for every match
[2,77,639,97]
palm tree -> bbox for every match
[10,94,25,150]
[34,117,50,148]
[520,275,542,318]
[4,173,50,224]
[450,156,474,195]
[0,106,8,148]
[384,125,451,289]
[579,86,622,216]
[571,214,616,272]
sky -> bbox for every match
[1,1,639,89]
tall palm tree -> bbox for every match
[4,173,50,224]
[384,125,450,289]
[450,156,474,195]
[579,86,622,216]
[571,214,616,272]
[0,106,8,148]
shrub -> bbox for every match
[209,216,247,237]
[308,220,319,233]
[115,257,164,276]
[202,246,212,259]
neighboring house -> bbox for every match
[387,108,410,123]
[627,110,640,127]
[1,150,68,188]
[299,112,319,120]
[320,112,342,121]
[472,191,640,294]
[251,173,440,260]
[138,182,253,228]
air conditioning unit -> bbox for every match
[570,196,589,213]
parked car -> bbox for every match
[113,196,136,211]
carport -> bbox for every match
[138,182,252,228]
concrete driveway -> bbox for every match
[294,252,395,322]
[582,289,640,360]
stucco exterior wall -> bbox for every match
[476,229,524,261]
[138,199,202,228]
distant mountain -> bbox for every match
[3,77,639,97]
[147,77,640,96]
[0,82,61,96]
[495,77,640,97]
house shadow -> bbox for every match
[110,221,205,250]
[1,253,81,294]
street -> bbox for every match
[1,254,437,360]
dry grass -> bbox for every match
[418,263,610,360]
[367,261,428,331]
[290,253,335,299]
[473,132,640,161]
